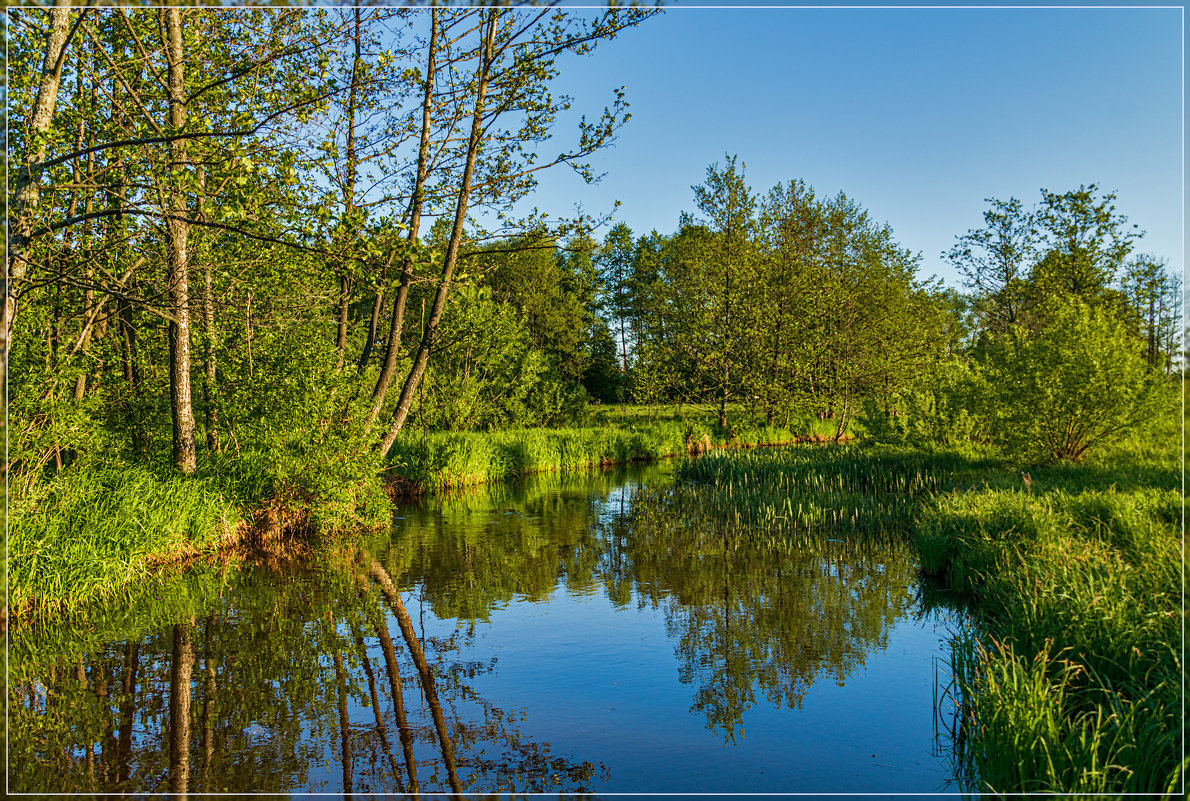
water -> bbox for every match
[9,461,966,795]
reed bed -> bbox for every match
[925,484,1182,795]
[674,444,984,536]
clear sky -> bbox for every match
[521,5,1183,287]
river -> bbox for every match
[10,460,967,795]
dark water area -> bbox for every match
[9,461,967,795]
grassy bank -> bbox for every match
[672,416,1183,795]
[386,412,843,492]
[8,443,390,623]
[8,408,848,622]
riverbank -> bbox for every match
[385,416,845,493]
[8,412,846,625]
[670,410,1182,795]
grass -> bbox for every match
[668,409,1183,796]
[8,464,240,620]
[387,408,845,492]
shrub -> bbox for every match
[978,300,1162,464]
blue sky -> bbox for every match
[522,5,1183,287]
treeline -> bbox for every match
[6,4,1180,509]
[595,156,943,439]
[591,168,1181,464]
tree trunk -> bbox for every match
[365,7,439,433]
[335,275,350,371]
[163,7,197,473]
[5,0,76,421]
[378,12,496,456]
[334,7,364,375]
[357,285,385,369]
[202,261,219,452]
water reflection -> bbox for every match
[10,462,958,794]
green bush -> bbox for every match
[978,300,1162,464]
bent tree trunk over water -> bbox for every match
[377,11,497,456]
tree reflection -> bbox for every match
[381,468,919,741]
[626,511,916,739]
[11,463,931,791]
[10,545,609,794]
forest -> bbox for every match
[5,4,1184,797]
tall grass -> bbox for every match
[387,418,815,492]
[9,439,391,622]
[924,482,1182,794]
[675,444,996,536]
[8,464,240,618]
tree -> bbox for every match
[375,6,654,454]
[1120,254,1182,372]
[4,0,81,456]
[7,6,340,474]
[754,178,822,424]
[1031,184,1140,302]
[980,300,1160,463]
[945,197,1036,336]
[596,222,637,383]
[688,156,759,429]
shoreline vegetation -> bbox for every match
[6,408,847,626]
[6,6,1182,796]
[668,402,1183,795]
[8,398,1182,795]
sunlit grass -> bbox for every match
[8,464,240,619]
[386,415,832,492]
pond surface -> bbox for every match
[10,461,965,795]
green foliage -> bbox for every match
[916,407,1181,794]
[861,357,988,448]
[417,285,548,430]
[979,300,1162,463]
[629,164,946,434]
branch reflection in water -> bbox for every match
[9,461,957,793]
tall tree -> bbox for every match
[162,6,197,472]
[375,6,653,453]
[597,222,637,383]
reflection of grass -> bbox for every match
[673,411,1182,795]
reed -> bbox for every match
[386,419,811,493]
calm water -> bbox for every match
[10,461,965,795]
